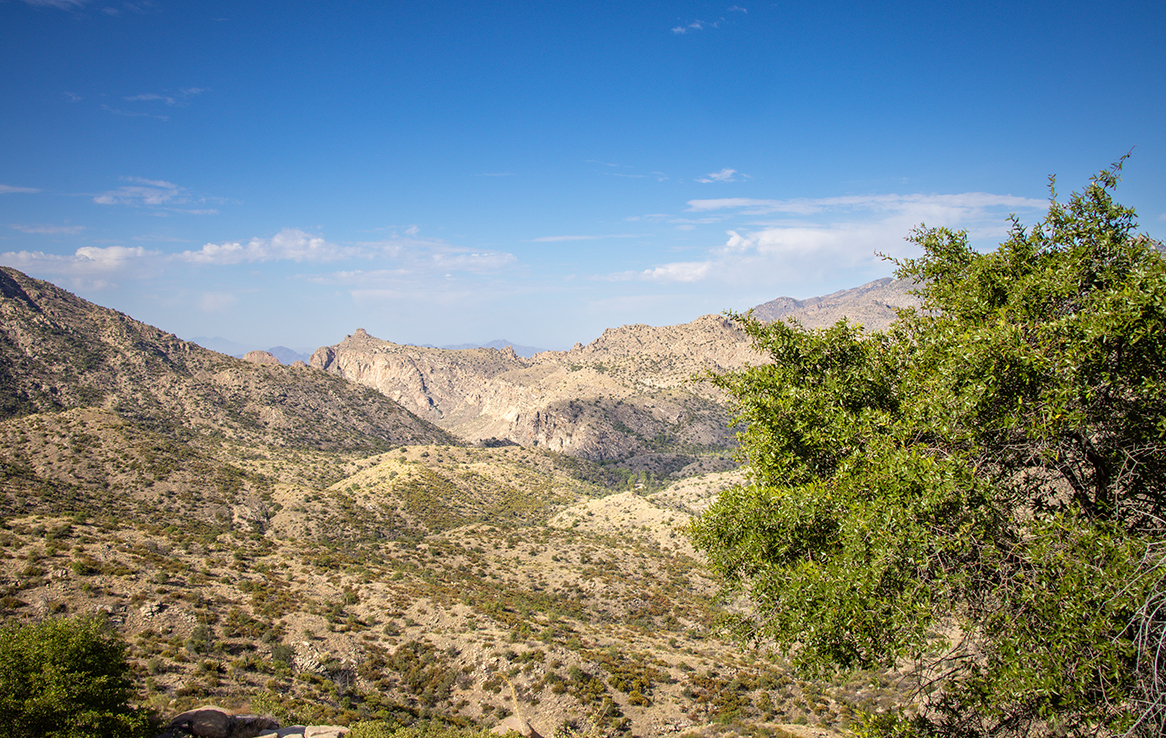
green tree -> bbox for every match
[690,158,1166,737]
[0,615,150,738]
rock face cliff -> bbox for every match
[311,316,762,462]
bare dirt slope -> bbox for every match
[750,277,918,332]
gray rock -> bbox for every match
[165,705,233,738]
[232,715,282,737]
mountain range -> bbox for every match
[0,265,915,737]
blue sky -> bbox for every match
[2,0,1163,351]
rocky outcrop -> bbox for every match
[243,350,281,365]
[156,706,352,738]
[158,706,283,738]
[310,316,760,461]
[751,276,919,332]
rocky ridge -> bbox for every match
[308,277,914,465]
[0,266,451,453]
[750,276,918,331]
[310,315,760,464]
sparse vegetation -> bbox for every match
[0,262,927,737]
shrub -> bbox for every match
[0,615,150,738]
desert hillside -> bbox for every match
[309,316,758,470]
[0,267,916,737]
[750,277,918,332]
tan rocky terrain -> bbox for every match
[750,278,917,332]
[310,317,758,470]
[0,267,452,453]
[308,278,914,472]
[0,267,917,737]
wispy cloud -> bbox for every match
[92,177,222,213]
[178,229,359,265]
[728,5,747,13]
[0,244,160,289]
[611,262,711,283]
[696,168,747,184]
[9,224,85,235]
[687,192,1046,216]
[94,177,183,206]
[0,184,42,195]
[611,191,1050,288]
[672,20,713,34]
[102,2,153,16]
[122,88,205,106]
[102,89,203,120]
[429,251,517,272]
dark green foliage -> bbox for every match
[691,160,1166,737]
[0,615,150,738]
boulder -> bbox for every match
[232,715,282,737]
[165,705,233,738]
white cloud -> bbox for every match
[687,192,1045,215]
[696,168,746,183]
[0,245,159,288]
[615,262,712,283]
[92,177,222,213]
[178,229,357,265]
[9,224,85,235]
[430,251,517,272]
[0,184,41,195]
[616,190,1050,288]
[122,88,205,106]
[672,20,707,33]
[74,245,155,269]
[94,177,183,206]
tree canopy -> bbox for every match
[690,159,1166,737]
[0,615,150,738]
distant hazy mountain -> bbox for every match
[751,276,919,332]
[265,346,312,364]
[439,339,552,358]
[190,336,311,364]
